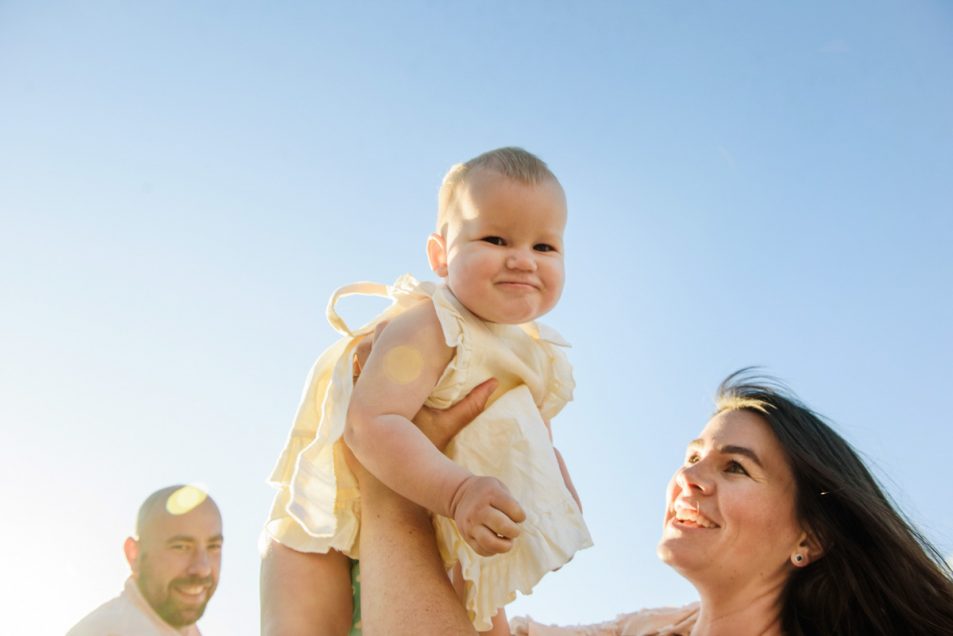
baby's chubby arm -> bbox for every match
[344,300,525,555]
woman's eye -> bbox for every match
[481,236,505,246]
[534,243,556,252]
[686,453,700,465]
[725,460,749,475]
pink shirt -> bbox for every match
[67,577,202,636]
[510,604,699,636]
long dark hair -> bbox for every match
[716,370,953,635]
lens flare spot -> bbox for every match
[383,345,423,385]
[166,485,208,516]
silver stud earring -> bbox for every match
[794,554,804,564]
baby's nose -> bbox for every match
[506,249,537,271]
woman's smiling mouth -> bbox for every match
[672,501,720,528]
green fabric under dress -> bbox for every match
[349,559,362,636]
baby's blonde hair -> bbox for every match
[437,147,558,236]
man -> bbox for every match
[68,485,223,636]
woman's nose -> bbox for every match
[677,461,714,494]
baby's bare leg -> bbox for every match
[260,538,354,636]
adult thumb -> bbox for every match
[445,378,497,436]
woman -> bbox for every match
[353,371,953,635]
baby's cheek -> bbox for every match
[543,262,565,293]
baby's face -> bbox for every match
[437,168,567,324]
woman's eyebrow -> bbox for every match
[719,444,764,468]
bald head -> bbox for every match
[135,485,219,539]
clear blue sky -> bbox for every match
[2,2,951,633]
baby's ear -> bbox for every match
[427,233,449,277]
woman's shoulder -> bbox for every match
[509,602,699,636]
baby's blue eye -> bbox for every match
[481,236,506,246]
[534,243,556,253]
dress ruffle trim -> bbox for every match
[284,335,362,549]
[267,335,353,490]
[268,432,309,487]
[435,505,593,631]
[538,341,575,421]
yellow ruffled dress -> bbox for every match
[265,274,592,630]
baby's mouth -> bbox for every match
[496,279,539,289]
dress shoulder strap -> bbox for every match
[326,275,434,337]
[326,281,392,337]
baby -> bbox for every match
[265,147,591,634]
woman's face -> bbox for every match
[657,409,806,590]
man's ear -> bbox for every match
[427,233,449,278]
[124,536,141,577]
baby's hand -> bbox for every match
[448,475,526,556]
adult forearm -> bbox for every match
[357,469,478,636]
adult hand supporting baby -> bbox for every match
[412,378,499,453]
